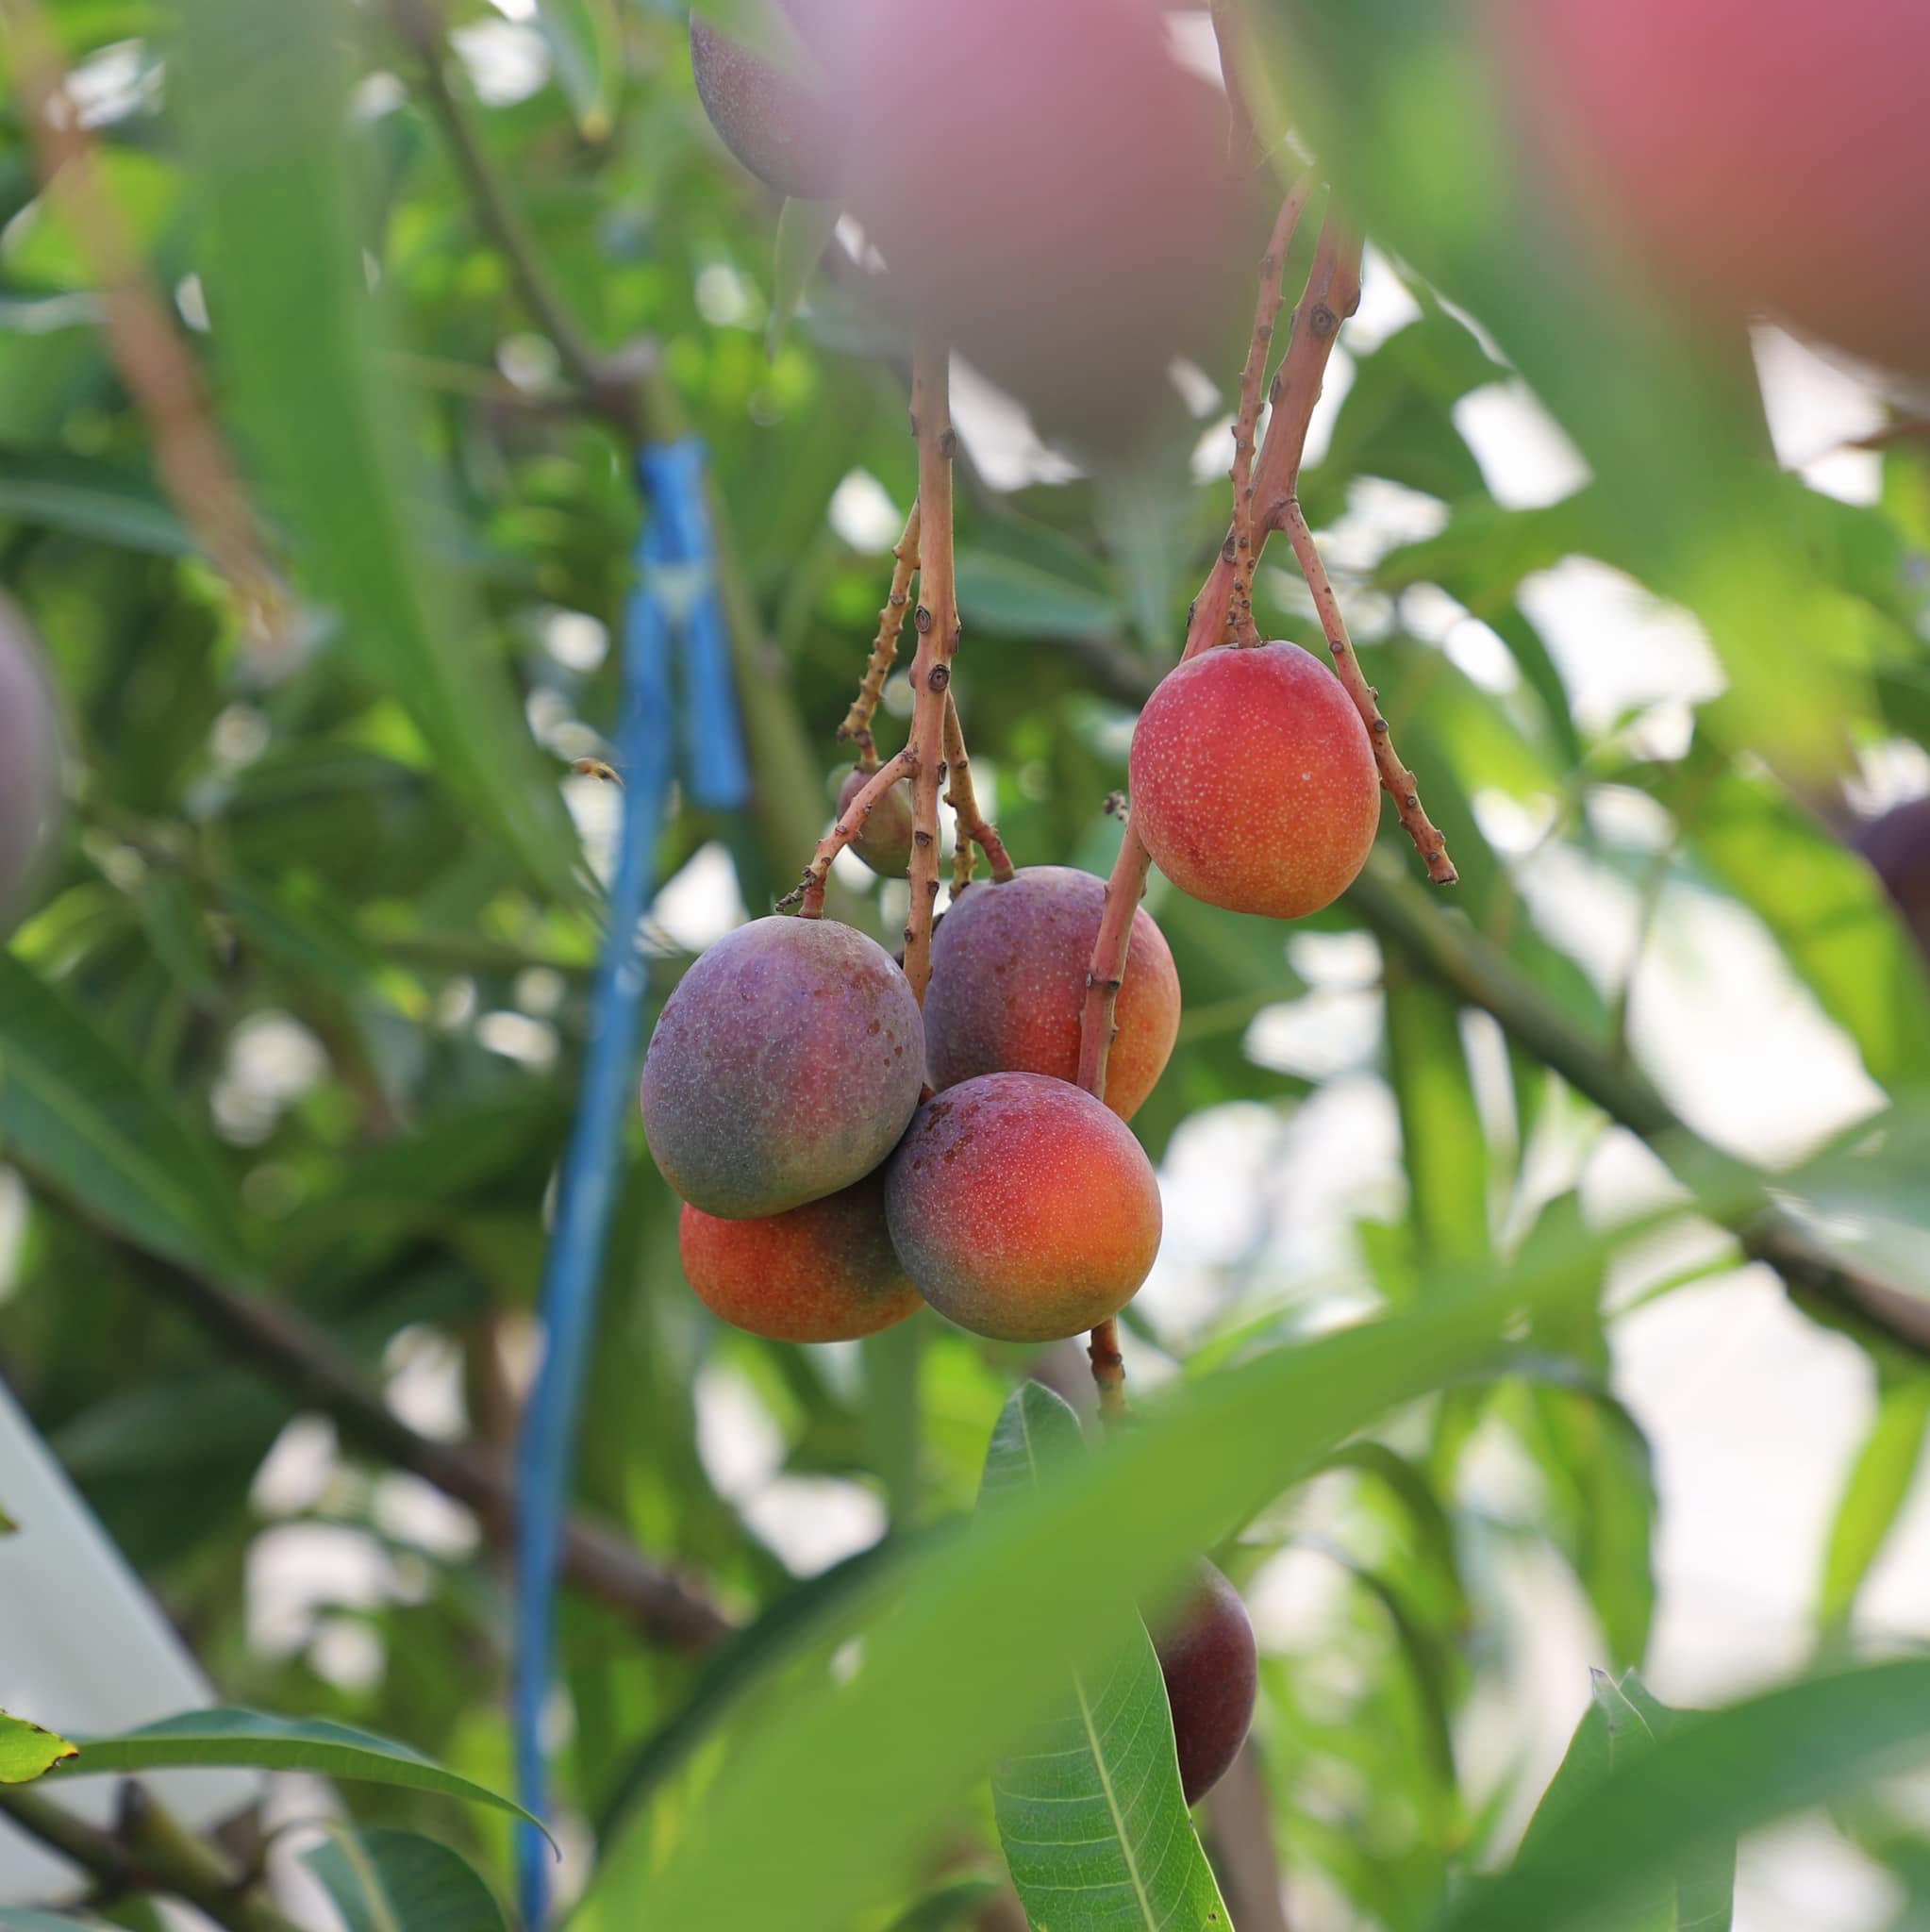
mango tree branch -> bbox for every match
[1283,502,1457,882]
[0,1782,307,1932]
[840,502,923,763]
[1226,172,1318,645]
[943,694,1013,893]
[903,335,959,1001]
[1345,855,1930,1356]
[784,747,921,915]
[390,0,642,431]
[110,1240,736,1648]
[1077,195,1373,1411]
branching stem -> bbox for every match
[1226,172,1318,645]
[943,694,1013,894]
[1283,502,1456,883]
[786,747,921,916]
[391,0,643,432]
[0,1782,305,1932]
[1077,199,1456,1407]
[903,335,959,1002]
[840,502,923,763]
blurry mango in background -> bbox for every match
[691,0,1266,458]
[1491,0,1930,384]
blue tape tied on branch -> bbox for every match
[513,437,750,1924]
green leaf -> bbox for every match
[0,1913,107,1929]
[768,197,840,360]
[579,1242,1597,1932]
[174,0,580,906]
[0,450,189,556]
[1452,1659,1930,1932]
[304,1827,509,1932]
[0,955,252,1277]
[955,526,1121,641]
[881,1877,1007,1932]
[532,0,621,141]
[978,1383,1232,1931]
[0,1711,79,1783]
[1819,1374,1930,1633]
[53,1710,552,1843]
[1384,966,1490,1274]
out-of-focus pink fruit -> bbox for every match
[1495,0,1930,378]
[840,0,1252,448]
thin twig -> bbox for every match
[942,694,1013,895]
[111,1241,735,1648]
[784,747,920,916]
[390,0,644,434]
[1345,856,1930,1357]
[0,0,293,661]
[1076,823,1155,1422]
[1226,173,1318,644]
[839,502,923,763]
[1282,502,1456,882]
[902,335,958,1002]
[0,1783,305,1932]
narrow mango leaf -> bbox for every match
[0,955,252,1277]
[532,0,620,141]
[0,1712,77,1784]
[53,1710,551,1842]
[1447,1660,1930,1932]
[955,525,1121,641]
[1686,770,1930,1094]
[174,0,580,905]
[304,1827,509,1932]
[1384,967,1491,1274]
[979,1383,1231,1932]
[581,1234,1602,1932]
[1608,1677,1734,1932]
[1819,1374,1930,1633]
[0,450,188,556]
[768,196,840,359]
[882,1878,1006,1932]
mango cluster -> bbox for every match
[641,867,1181,1346]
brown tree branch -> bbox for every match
[785,747,921,916]
[0,1782,306,1932]
[1226,173,1318,645]
[903,335,959,1002]
[114,1241,735,1648]
[1283,501,1457,883]
[1344,856,1930,1357]
[389,0,645,434]
[943,694,1013,894]
[1078,198,1389,1411]
[839,502,923,764]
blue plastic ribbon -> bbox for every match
[513,436,749,1924]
